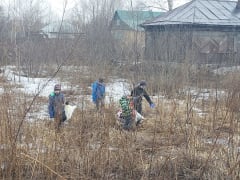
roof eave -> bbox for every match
[142,23,240,31]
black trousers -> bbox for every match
[123,115,133,130]
[134,102,142,115]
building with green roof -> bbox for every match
[110,10,162,32]
[109,10,163,57]
[142,0,240,64]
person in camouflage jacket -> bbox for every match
[119,95,135,130]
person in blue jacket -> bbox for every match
[92,78,105,112]
[48,84,66,130]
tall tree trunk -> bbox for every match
[168,0,173,11]
[237,0,240,9]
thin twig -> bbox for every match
[14,29,82,144]
[228,160,240,175]
[19,152,67,180]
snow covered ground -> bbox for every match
[105,78,131,103]
[3,66,70,97]
[0,65,239,152]
[0,66,133,121]
[0,65,229,122]
[213,66,240,75]
[2,66,132,101]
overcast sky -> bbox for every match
[0,0,191,18]
[47,0,191,16]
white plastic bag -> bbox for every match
[64,104,77,121]
[135,110,144,123]
[116,109,144,124]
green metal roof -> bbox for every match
[115,10,162,31]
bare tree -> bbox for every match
[167,0,173,10]
[5,0,56,77]
[0,5,6,40]
[135,0,167,11]
[69,0,123,65]
[135,0,176,11]
[0,5,9,65]
[72,0,123,23]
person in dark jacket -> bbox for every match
[91,78,105,112]
[131,80,155,116]
[48,84,66,130]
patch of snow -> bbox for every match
[204,137,240,153]
[26,104,49,122]
[1,162,6,170]
[3,69,133,120]
[106,79,131,103]
[0,87,4,94]
[213,66,240,75]
[184,87,225,100]
[2,65,228,123]
[2,66,70,97]
[192,107,208,118]
[63,65,89,72]
[204,138,229,146]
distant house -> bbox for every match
[40,21,79,39]
[110,10,162,51]
[142,0,240,64]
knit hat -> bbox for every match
[99,78,104,83]
[54,84,61,91]
[139,80,146,86]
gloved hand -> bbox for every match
[150,103,155,108]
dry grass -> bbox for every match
[0,63,239,179]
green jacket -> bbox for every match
[119,96,133,117]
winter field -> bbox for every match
[0,62,239,179]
